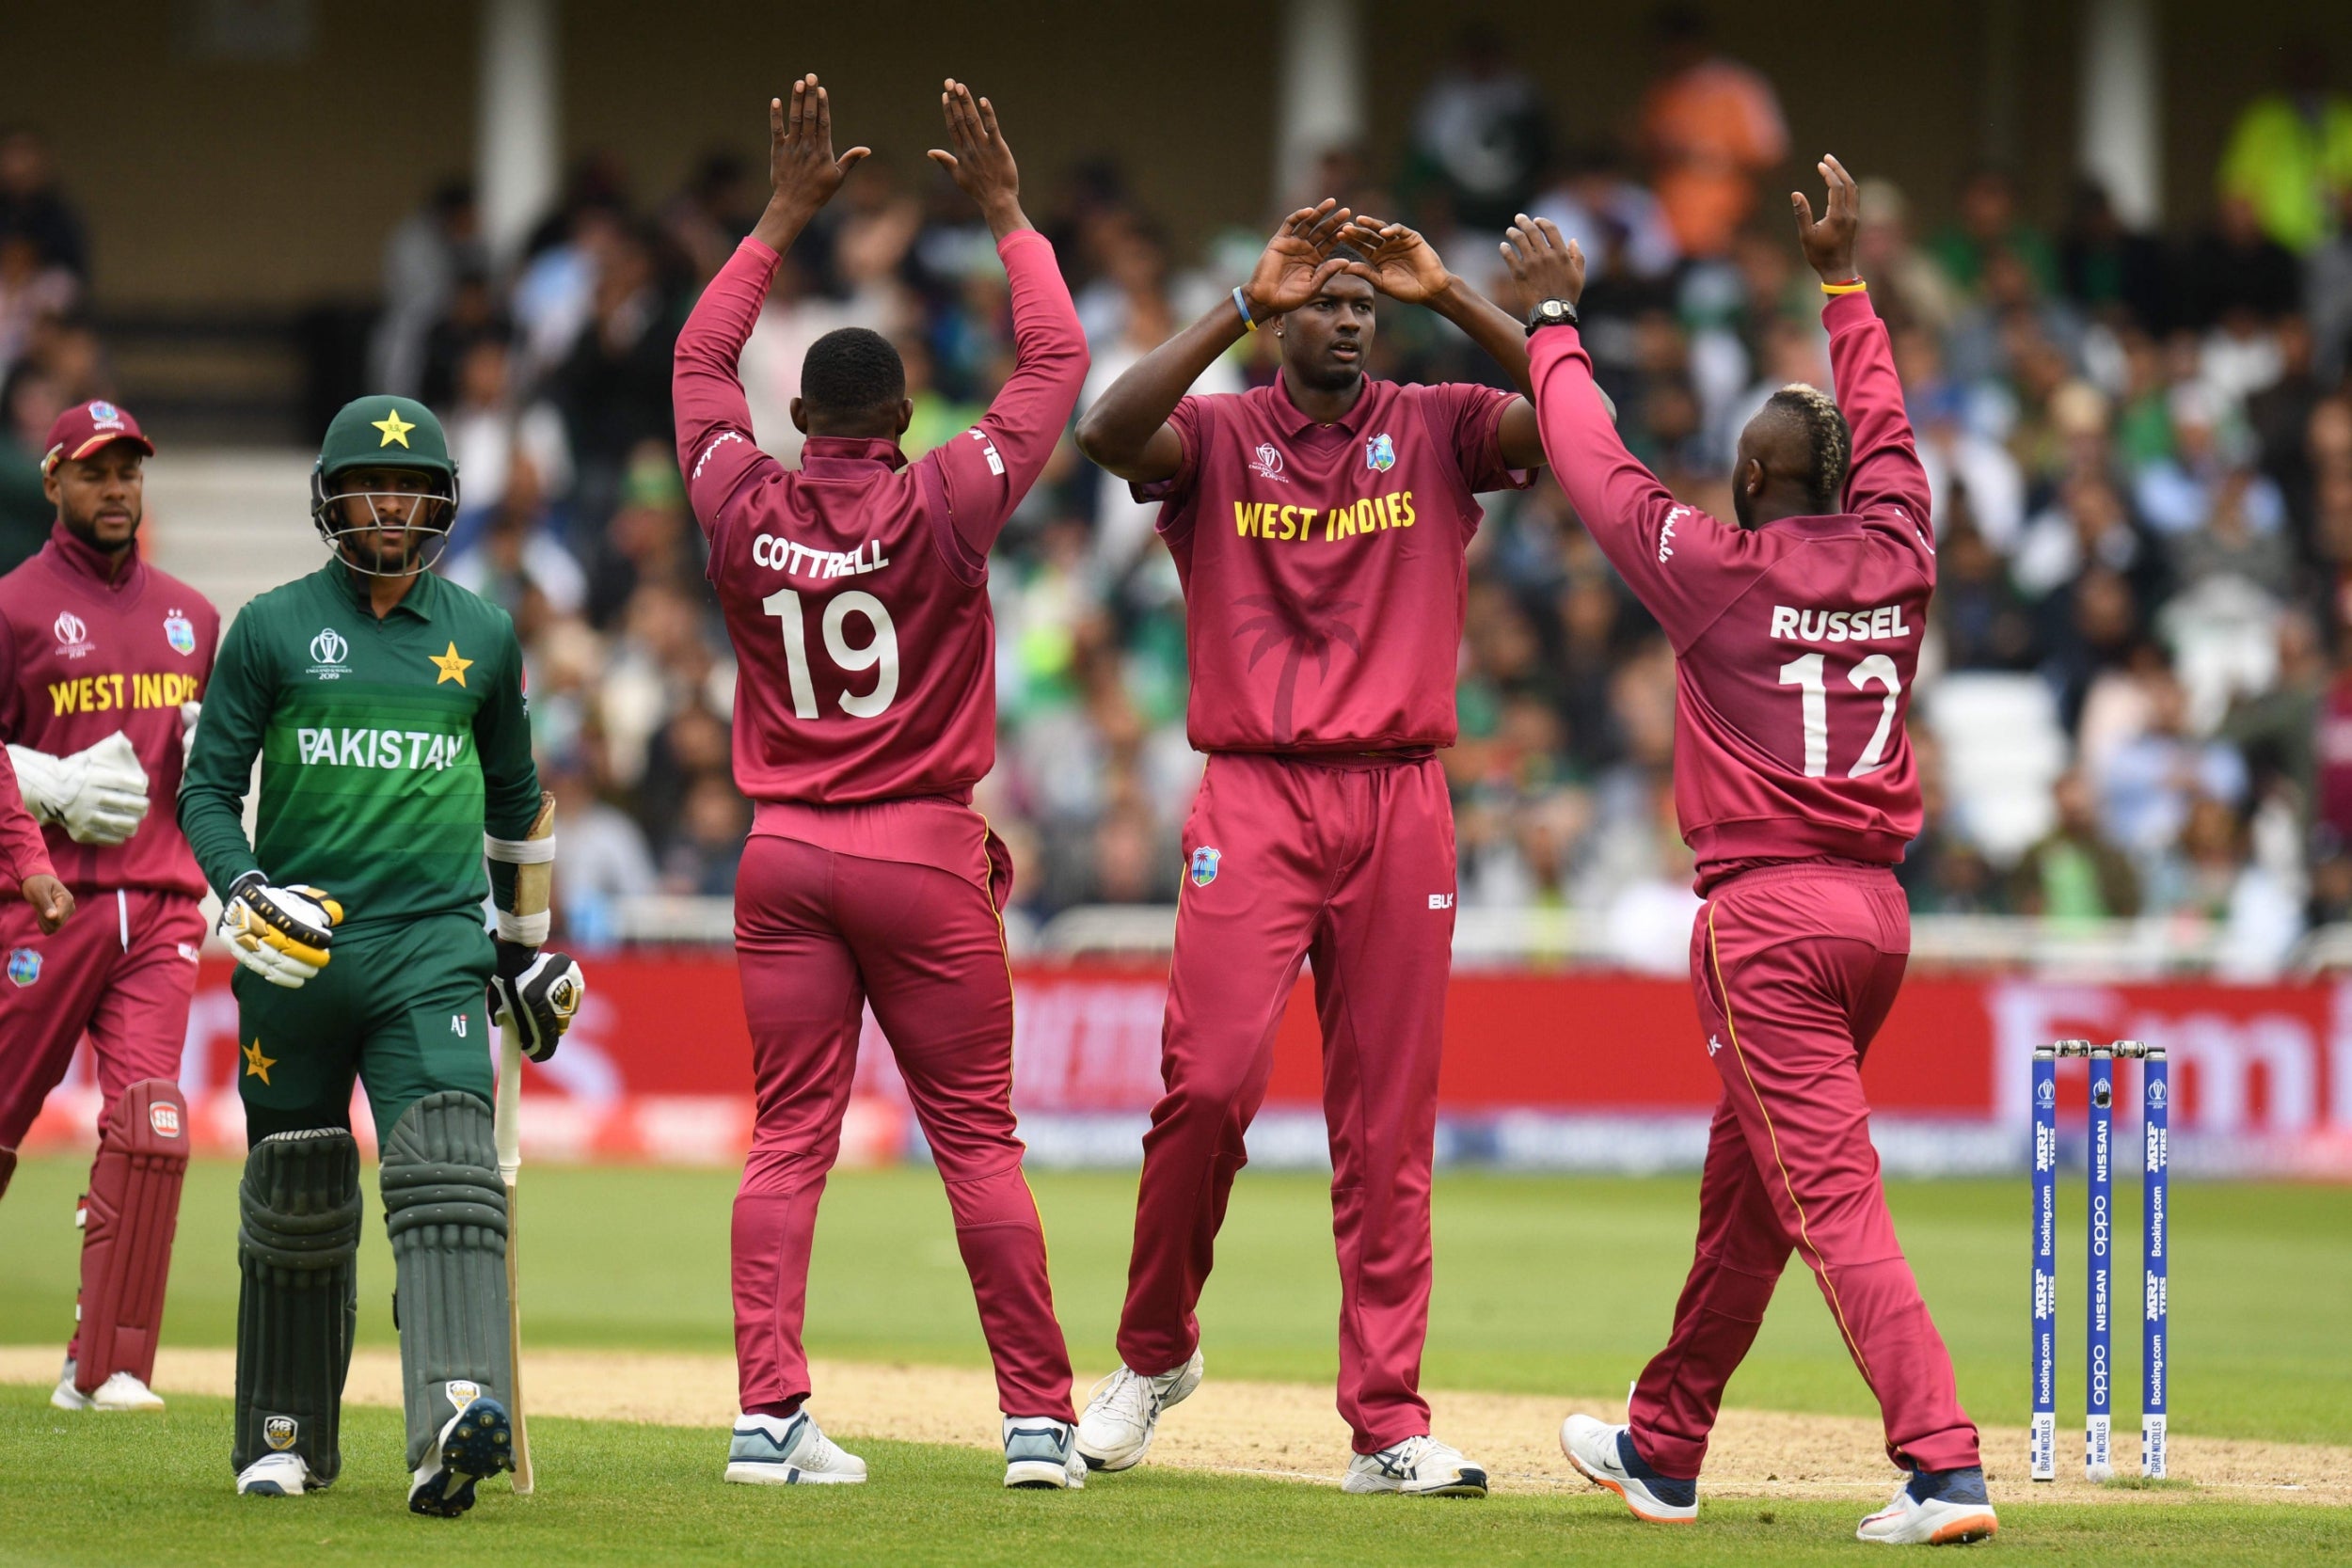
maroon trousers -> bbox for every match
[1630,863,1980,1478]
[1117,752,1455,1453]
[729,832,1073,1420]
[0,887,204,1367]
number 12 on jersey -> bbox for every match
[1777,652,1902,779]
[762,588,899,719]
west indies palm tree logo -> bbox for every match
[1232,593,1362,745]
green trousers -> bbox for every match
[233,913,495,1147]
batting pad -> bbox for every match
[76,1080,192,1393]
[233,1129,361,1482]
[381,1090,512,1469]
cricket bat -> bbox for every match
[494,789,557,1497]
[497,1026,533,1495]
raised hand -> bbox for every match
[1499,214,1586,308]
[764,74,870,227]
[1340,218,1451,304]
[1244,200,1355,319]
[1791,154,1860,282]
[927,79,1026,235]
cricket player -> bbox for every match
[676,76,1088,1491]
[0,399,215,1415]
[178,394,584,1516]
[1073,201,1551,1494]
[1508,161,1995,1545]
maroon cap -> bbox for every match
[41,400,154,477]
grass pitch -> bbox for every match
[1,1160,2346,1563]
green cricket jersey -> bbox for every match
[179,561,541,934]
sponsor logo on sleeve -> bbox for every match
[1188,846,1221,888]
[164,610,198,657]
[1248,444,1288,483]
[53,610,92,659]
[6,949,40,986]
[1428,893,1454,910]
[1366,432,1396,472]
[308,628,352,680]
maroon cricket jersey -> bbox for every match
[0,523,218,895]
[1530,292,1934,892]
[675,232,1085,868]
[0,748,52,886]
[1139,378,1529,752]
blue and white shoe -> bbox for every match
[235,1453,315,1497]
[1560,1414,1697,1523]
[1003,1417,1087,1490]
[1341,1434,1488,1497]
[724,1410,867,1485]
[1857,1465,1998,1544]
[408,1395,516,1517]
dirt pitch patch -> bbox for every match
[6,1346,2344,1506]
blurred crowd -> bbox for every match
[8,16,2352,975]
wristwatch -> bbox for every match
[1525,297,1580,335]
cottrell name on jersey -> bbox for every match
[1768,602,1915,644]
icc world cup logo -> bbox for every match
[310,628,348,666]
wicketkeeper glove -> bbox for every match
[8,732,151,845]
[220,874,342,990]
[489,940,584,1064]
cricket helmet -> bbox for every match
[310,394,461,576]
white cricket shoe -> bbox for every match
[724,1410,867,1485]
[236,1453,314,1497]
[1856,1466,1998,1544]
[409,1395,516,1517]
[1342,1434,1489,1497]
[1560,1413,1698,1523]
[49,1359,165,1413]
[1002,1416,1087,1490]
[1074,1350,1204,1472]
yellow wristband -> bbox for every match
[1820,277,1867,295]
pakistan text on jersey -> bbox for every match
[751,534,892,579]
[1232,490,1416,544]
[1768,603,1915,644]
[49,673,204,716]
[295,726,472,770]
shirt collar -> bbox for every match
[1271,372,1378,439]
[325,557,437,622]
[44,518,144,592]
[799,436,909,474]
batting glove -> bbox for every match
[220,874,342,990]
[9,732,151,845]
[490,940,584,1063]
[180,701,202,767]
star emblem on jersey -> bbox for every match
[1366,432,1396,472]
[1188,846,1221,888]
[372,408,416,448]
[428,641,472,686]
[242,1038,277,1085]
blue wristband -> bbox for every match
[1232,287,1257,331]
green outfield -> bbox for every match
[2,1159,2346,1563]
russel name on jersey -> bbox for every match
[48,672,205,716]
[751,533,891,579]
[294,725,472,770]
[1232,489,1416,545]
[1768,602,1915,644]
